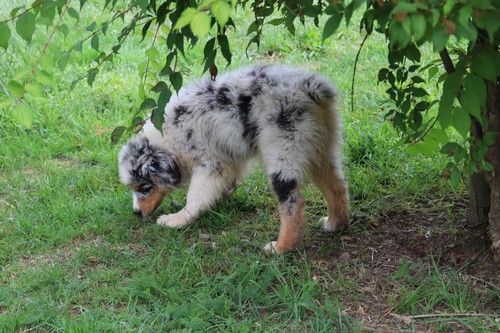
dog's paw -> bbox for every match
[320,216,335,232]
[157,213,189,228]
[263,241,278,254]
[320,216,348,233]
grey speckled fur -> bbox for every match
[118,64,349,253]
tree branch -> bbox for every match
[439,48,455,74]
[0,2,43,23]
[351,32,370,113]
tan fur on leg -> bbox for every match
[265,195,306,254]
[313,166,349,232]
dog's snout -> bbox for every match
[133,210,142,217]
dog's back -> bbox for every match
[162,64,342,178]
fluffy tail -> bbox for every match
[300,74,339,106]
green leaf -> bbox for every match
[389,21,410,48]
[59,24,69,38]
[158,89,172,111]
[139,98,156,111]
[428,66,438,80]
[87,68,98,87]
[67,7,80,20]
[438,72,462,128]
[141,19,153,41]
[91,35,99,50]
[10,6,24,18]
[145,46,159,61]
[0,22,11,49]
[414,101,429,112]
[443,0,455,15]
[218,34,231,64]
[452,106,470,138]
[111,126,126,145]
[203,37,216,60]
[157,1,170,25]
[86,21,96,31]
[151,107,165,132]
[169,72,182,93]
[449,166,461,188]
[135,0,149,10]
[0,96,14,109]
[16,12,36,43]
[440,142,462,156]
[40,3,56,25]
[471,46,500,82]
[322,11,342,41]
[267,18,285,26]
[410,14,426,41]
[151,81,168,93]
[7,80,25,97]
[174,8,197,30]
[79,0,88,10]
[58,53,70,70]
[407,140,439,157]
[25,82,45,97]
[190,12,211,39]
[14,103,34,128]
[427,128,449,143]
[211,0,231,26]
[461,73,485,120]
[35,70,54,86]
[431,28,449,52]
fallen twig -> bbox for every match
[392,312,497,322]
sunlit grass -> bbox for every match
[0,1,496,332]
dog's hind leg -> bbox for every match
[157,161,239,228]
[312,164,349,232]
[263,170,306,254]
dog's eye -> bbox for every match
[138,185,153,194]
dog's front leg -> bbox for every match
[157,165,234,228]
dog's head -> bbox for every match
[118,137,181,217]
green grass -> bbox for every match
[1,1,498,332]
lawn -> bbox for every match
[0,1,498,332]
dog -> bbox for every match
[118,64,349,253]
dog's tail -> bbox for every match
[300,74,339,107]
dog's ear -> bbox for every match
[119,137,181,187]
[148,150,182,187]
[119,137,150,184]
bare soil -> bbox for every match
[306,199,499,332]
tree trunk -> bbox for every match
[485,78,500,262]
[468,173,490,227]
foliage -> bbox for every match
[0,0,499,184]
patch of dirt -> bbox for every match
[305,200,499,331]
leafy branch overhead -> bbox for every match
[0,0,499,180]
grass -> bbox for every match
[1,1,498,331]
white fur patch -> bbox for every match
[263,241,278,254]
[132,192,139,211]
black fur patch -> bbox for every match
[276,104,305,133]
[250,78,262,96]
[216,86,232,105]
[186,129,193,141]
[127,138,181,188]
[237,94,258,147]
[164,159,181,186]
[173,105,189,125]
[271,172,297,203]
[196,81,214,95]
[277,110,295,132]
